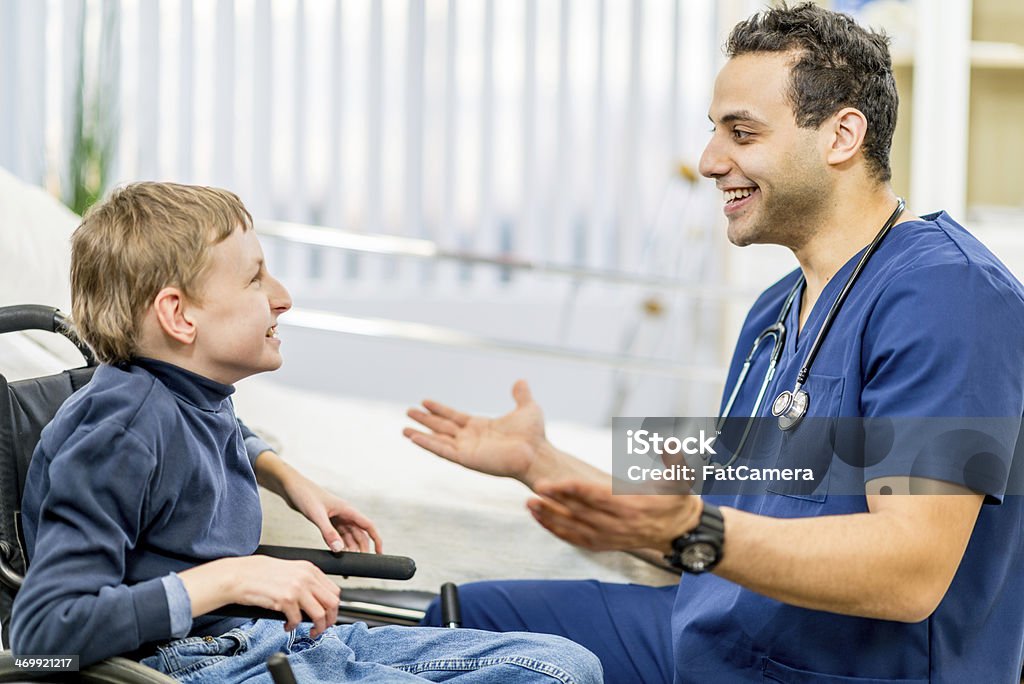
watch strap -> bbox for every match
[665,501,724,573]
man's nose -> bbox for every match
[698,137,729,179]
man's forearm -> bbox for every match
[522,442,608,490]
[715,494,982,622]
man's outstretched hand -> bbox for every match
[403,380,550,485]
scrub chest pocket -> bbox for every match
[765,374,845,503]
[763,655,928,683]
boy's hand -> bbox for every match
[253,451,383,553]
[286,479,383,554]
[179,556,341,637]
[229,556,341,636]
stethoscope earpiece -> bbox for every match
[771,388,808,431]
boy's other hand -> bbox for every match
[229,556,341,636]
[254,451,383,553]
[179,556,341,638]
[403,379,551,485]
[284,476,383,554]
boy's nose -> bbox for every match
[270,277,292,313]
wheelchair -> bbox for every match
[0,305,458,683]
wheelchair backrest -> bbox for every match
[0,305,95,641]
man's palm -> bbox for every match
[405,380,546,483]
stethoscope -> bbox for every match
[713,198,905,465]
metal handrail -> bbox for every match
[256,220,757,299]
[283,308,724,381]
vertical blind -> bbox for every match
[1,0,723,294]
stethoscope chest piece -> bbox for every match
[772,389,809,431]
[718,197,904,446]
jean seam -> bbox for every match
[156,636,219,673]
[288,629,338,651]
[394,656,578,683]
[222,630,250,656]
[166,655,229,680]
[154,632,248,678]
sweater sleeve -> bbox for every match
[10,422,172,665]
[237,418,274,465]
[161,573,193,638]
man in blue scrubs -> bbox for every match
[406,3,1024,682]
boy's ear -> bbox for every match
[152,287,196,345]
[825,107,868,167]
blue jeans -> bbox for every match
[422,580,677,684]
[139,619,602,683]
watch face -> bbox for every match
[681,542,717,571]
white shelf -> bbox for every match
[966,217,1024,283]
[894,41,1024,70]
[970,41,1024,69]
[968,205,1024,228]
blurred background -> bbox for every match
[1,0,1022,425]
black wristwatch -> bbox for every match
[665,501,724,574]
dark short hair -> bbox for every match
[726,2,898,182]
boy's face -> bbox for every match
[189,226,292,385]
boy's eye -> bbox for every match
[251,273,262,286]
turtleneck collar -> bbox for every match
[131,357,235,411]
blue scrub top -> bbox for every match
[672,212,1024,682]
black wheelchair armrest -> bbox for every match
[213,545,418,624]
[0,544,417,596]
[254,545,416,580]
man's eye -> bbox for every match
[732,129,752,140]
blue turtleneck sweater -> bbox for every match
[11,358,263,665]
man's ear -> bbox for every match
[152,287,196,345]
[825,107,868,166]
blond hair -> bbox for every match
[70,182,253,364]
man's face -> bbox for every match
[189,226,292,385]
[699,51,830,249]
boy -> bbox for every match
[10,183,601,683]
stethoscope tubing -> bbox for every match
[714,198,906,464]
[791,197,906,389]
